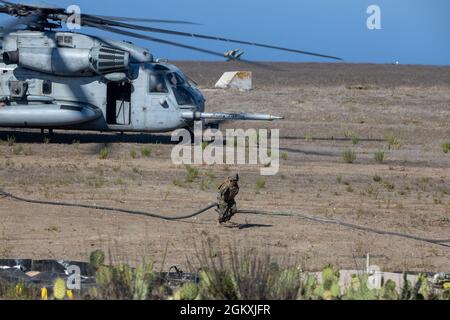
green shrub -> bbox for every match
[192,240,300,300]
[7,135,16,146]
[385,133,401,150]
[343,149,356,163]
[374,150,385,163]
[313,265,341,300]
[442,141,450,154]
[173,282,200,300]
[185,165,199,183]
[141,146,152,157]
[92,259,154,300]
[351,133,359,145]
[90,250,105,269]
[99,147,109,159]
[255,177,266,193]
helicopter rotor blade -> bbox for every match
[0,1,341,61]
[90,15,199,25]
[84,21,228,59]
[0,0,15,6]
[0,2,198,25]
[85,21,280,70]
[81,15,342,61]
[0,0,64,14]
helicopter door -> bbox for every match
[106,82,132,125]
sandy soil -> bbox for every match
[0,62,449,273]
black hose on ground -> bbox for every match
[0,188,217,221]
[1,188,449,248]
[238,209,450,248]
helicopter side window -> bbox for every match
[42,80,52,95]
[57,35,73,48]
[64,36,73,45]
[149,73,168,93]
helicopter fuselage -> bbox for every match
[0,30,206,133]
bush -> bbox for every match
[374,150,385,163]
[255,177,266,193]
[92,259,155,300]
[185,165,199,183]
[351,133,359,145]
[99,147,109,159]
[7,135,16,146]
[442,141,450,154]
[141,146,152,157]
[385,133,401,150]
[191,240,301,300]
[343,149,356,163]
[1,247,450,300]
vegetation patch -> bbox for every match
[343,149,356,164]
[442,141,450,154]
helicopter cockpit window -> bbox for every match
[167,72,185,86]
[172,86,195,106]
[149,73,168,93]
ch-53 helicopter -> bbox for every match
[0,1,341,135]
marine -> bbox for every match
[216,174,240,225]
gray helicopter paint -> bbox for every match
[0,65,191,131]
[2,31,152,63]
[0,31,191,131]
[0,103,101,127]
[0,30,280,133]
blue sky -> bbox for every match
[1,0,449,65]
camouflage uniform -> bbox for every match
[217,174,240,224]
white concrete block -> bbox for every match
[215,71,252,91]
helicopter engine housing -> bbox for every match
[3,45,130,77]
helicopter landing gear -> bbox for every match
[186,127,195,144]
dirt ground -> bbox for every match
[0,62,449,273]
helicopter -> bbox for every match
[0,1,342,135]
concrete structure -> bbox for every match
[215,71,252,91]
